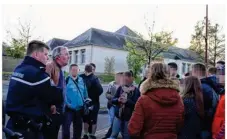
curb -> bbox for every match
[99,108,108,114]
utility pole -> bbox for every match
[205,4,208,67]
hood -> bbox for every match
[207,75,218,83]
[140,78,180,105]
[201,76,224,95]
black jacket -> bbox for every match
[80,73,103,104]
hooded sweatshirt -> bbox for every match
[128,78,184,139]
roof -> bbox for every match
[52,26,202,62]
[63,26,139,49]
[46,38,68,50]
[115,25,140,38]
[163,46,203,62]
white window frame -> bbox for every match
[74,50,79,64]
[81,49,86,64]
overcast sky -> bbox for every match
[2,4,225,48]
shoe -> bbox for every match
[83,135,89,139]
[89,135,96,139]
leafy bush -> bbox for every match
[97,74,114,83]
[3,72,13,80]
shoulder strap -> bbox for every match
[65,76,70,85]
[71,77,85,103]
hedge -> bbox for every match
[3,72,12,80]
[3,72,140,85]
[97,74,115,83]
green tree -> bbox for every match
[125,31,177,78]
[104,56,115,75]
[127,53,145,78]
[5,19,42,58]
[5,38,26,58]
[126,31,177,65]
[189,20,225,66]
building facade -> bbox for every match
[47,26,202,77]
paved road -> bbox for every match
[2,81,110,139]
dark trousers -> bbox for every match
[6,118,44,139]
[43,113,64,139]
[105,125,113,138]
[62,107,83,139]
[83,104,100,134]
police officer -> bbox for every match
[5,40,63,139]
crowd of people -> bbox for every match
[3,40,225,139]
[103,61,225,139]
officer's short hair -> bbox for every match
[168,62,178,70]
[26,40,50,56]
[85,64,93,73]
[70,64,78,69]
[52,46,68,60]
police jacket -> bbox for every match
[6,56,63,118]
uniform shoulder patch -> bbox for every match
[12,72,24,78]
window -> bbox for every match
[187,63,191,72]
[68,51,72,64]
[81,49,86,64]
[74,50,78,64]
[182,63,186,74]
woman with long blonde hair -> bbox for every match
[179,76,204,139]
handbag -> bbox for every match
[71,78,90,116]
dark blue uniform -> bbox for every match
[5,56,63,139]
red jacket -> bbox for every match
[212,94,225,139]
[128,78,184,139]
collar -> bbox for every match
[125,83,133,87]
[85,72,93,76]
[71,75,78,81]
[23,56,46,69]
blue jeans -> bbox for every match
[108,106,115,126]
[109,117,130,139]
[62,106,83,139]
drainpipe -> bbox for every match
[90,45,93,63]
